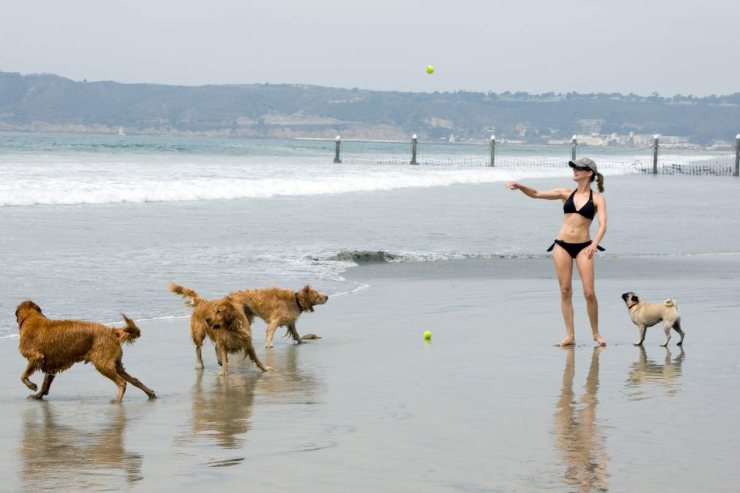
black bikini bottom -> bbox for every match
[547,240,605,259]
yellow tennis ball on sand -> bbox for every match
[426,65,435,74]
[424,330,432,340]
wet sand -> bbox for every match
[2,255,740,492]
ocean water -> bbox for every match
[0,132,738,336]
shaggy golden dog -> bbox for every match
[228,285,329,348]
[15,300,156,403]
[169,282,269,374]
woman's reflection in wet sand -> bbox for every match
[187,344,320,451]
[20,402,142,490]
[554,347,609,492]
[626,346,685,400]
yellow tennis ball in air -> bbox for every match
[424,330,432,340]
[426,65,435,74]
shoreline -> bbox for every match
[343,251,740,280]
[0,129,727,151]
[2,251,738,341]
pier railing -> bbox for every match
[329,134,740,176]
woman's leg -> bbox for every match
[575,252,607,346]
[552,246,575,346]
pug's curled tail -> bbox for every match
[664,299,676,307]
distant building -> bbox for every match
[515,122,529,138]
[630,133,657,147]
[659,135,688,145]
[577,119,605,135]
[577,134,609,146]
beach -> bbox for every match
[1,134,740,491]
[2,254,740,492]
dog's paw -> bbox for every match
[27,393,44,400]
[265,344,274,349]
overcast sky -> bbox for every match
[2,0,738,96]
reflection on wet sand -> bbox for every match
[554,347,609,492]
[20,402,142,490]
[188,368,259,450]
[185,345,321,453]
[626,346,685,400]
[259,345,321,402]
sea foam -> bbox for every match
[0,165,585,206]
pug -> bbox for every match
[621,292,685,346]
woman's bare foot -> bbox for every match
[593,334,607,346]
[557,336,575,347]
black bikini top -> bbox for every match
[563,189,595,220]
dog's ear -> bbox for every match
[632,294,639,303]
[220,301,241,325]
[227,301,241,321]
[15,300,42,324]
[299,285,316,311]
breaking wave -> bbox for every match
[0,165,631,207]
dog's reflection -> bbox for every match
[554,347,609,492]
[258,345,321,400]
[21,402,142,490]
[189,369,258,449]
[626,346,685,400]
[188,345,320,450]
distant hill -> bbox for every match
[1,71,739,145]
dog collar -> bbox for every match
[627,302,639,310]
[294,292,305,312]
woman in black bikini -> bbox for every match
[506,157,607,347]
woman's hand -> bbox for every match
[585,243,598,259]
[505,182,520,190]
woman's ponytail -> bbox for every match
[595,173,605,193]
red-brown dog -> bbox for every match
[16,300,156,402]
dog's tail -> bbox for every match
[664,299,676,308]
[169,282,204,306]
[116,314,141,344]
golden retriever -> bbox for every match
[169,282,269,374]
[15,300,156,402]
[228,285,328,348]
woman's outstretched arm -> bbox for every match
[505,182,568,200]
